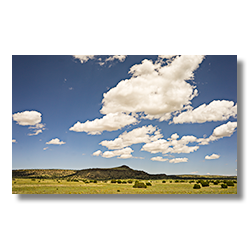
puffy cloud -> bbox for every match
[158,55,176,60]
[73,55,95,63]
[205,154,220,160]
[172,100,237,124]
[73,55,127,66]
[12,139,17,143]
[43,147,48,150]
[46,138,66,145]
[212,121,237,138]
[28,129,43,136]
[100,125,163,150]
[169,157,188,163]
[141,133,199,155]
[100,56,205,122]
[69,112,138,135]
[13,111,46,136]
[105,55,127,62]
[93,150,102,156]
[151,156,168,162]
[102,147,134,159]
[13,111,42,126]
[197,121,237,145]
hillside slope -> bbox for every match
[12,165,236,180]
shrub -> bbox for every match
[189,180,194,183]
[93,180,97,183]
[175,180,179,183]
[193,184,201,189]
[111,180,116,183]
[200,180,209,187]
[146,182,152,186]
[221,183,228,188]
[162,180,166,183]
[213,180,220,185]
[180,180,185,183]
[122,181,127,184]
[170,181,172,183]
[133,181,147,188]
[127,180,133,184]
[117,190,120,192]
[226,181,234,187]
[117,180,122,184]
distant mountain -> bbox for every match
[12,165,236,180]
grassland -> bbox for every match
[12,178,237,194]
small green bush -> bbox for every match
[127,180,133,184]
[193,184,201,189]
[146,182,152,186]
[221,183,228,188]
[170,181,172,183]
[117,190,120,192]
[93,180,97,183]
[117,180,122,184]
[162,180,166,183]
[122,181,127,184]
[200,180,209,187]
[226,181,234,187]
[175,180,179,183]
[111,180,116,183]
[133,181,147,188]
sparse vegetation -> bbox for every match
[200,180,209,187]
[12,167,237,194]
[193,184,201,189]
[133,181,147,188]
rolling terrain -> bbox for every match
[12,165,237,180]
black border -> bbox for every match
[12,55,248,205]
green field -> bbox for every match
[12,178,237,194]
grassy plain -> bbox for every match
[12,178,237,194]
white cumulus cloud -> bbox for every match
[100,125,163,150]
[151,156,168,162]
[100,56,204,119]
[141,133,199,155]
[73,55,95,63]
[13,110,46,136]
[197,121,237,145]
[169,157,188,163]
[13,110,42,126]
[46,138,66,145]
[172,100,237,124]
[105,55,127,62]
[205,154,220,160]
[69,112,138,135]
[102,147,134,159]
[93,150,102,156]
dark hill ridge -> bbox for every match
[12,165,167,180]
[12,165,236,180]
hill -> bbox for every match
[12,165,237,180]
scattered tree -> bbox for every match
[133,181,147,188]
[193,184,201,189]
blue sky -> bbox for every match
[12,55,237,175]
